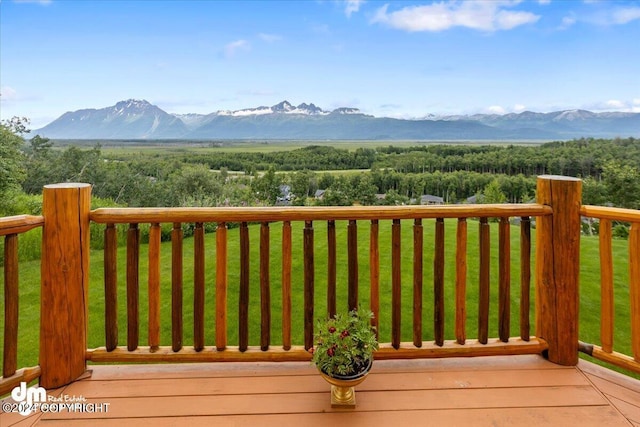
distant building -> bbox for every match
[314,189,326,200]
[420,194,444,205]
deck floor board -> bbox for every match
[2,355,639,426]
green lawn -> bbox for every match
[1,219,635,377]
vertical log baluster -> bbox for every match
[194,222,205,352]
[3,234,18,377]
[478,217,490,344]
[282,221,292,350]
[456,218,468,345]
[216,222,228,351]
[370,220,380,340]
[260,222,271,351]
[239,222,250,352]
[413,219,423,347]
[499,217,510,343]
[304,220,315,350]
[348,219,359,311]
[104,223,118,351]
[434,218,445,347]
[520,217,531,342]
[171,222,183,352]
[599,218,613,353]
[127,223,140,351]
[148,223,160,350]
[392,219,401,349]
[630,222,640,362]
[327,220,337,317]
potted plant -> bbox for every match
[311,307,379,407]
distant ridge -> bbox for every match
[35,99,640,140]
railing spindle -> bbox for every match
[239,222,249,352]
[499,217,510,343]
[456,218,467,345]
[630,222,640,362]
[434,218,445,347]
[282,221,292,350]
[478,217,490,344]
[172,223,183,352]
[304,220,314,350]
[3,234,18,377]
[370,220,380,340]
[104,223,118,351]
[216,222,227,351]
[260,222,271,351]
[194,222,205,351]
[413,219,423,347]
[148,223,160,350]
[327,220,337,317]
[599,218,613,353]
[520,217,531,341]
[348,219,358,311]
[127,223,140,351]
[392,219,401,349]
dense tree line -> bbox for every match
[2,118,639,219]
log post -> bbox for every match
[40,183,91,388]
[535,175,581,365]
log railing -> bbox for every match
[0,214,44,395]
[578,205,640,374]
[1,176,598,392]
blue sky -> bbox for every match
[1,0,639,128]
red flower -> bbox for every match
[340,330,350,338]
[329,326,336,333]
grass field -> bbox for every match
[0,219,634,377]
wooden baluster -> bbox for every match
[282,221,292,350]
[216,222,228,351]
[304,220,314,350]
[3,234,18,377]
[127,223,140,351]
[148,223,160,350]
[370,220,380,340]
[171,223,183,352]
[520,217,531,342]
[239,222,249,352]
[599,219,613,353]
[499,217,510,343]
[392,219,401,349]
[630,222,640,362]
[260,222,271,351]
[194,222,205,352]
[456,218,467,345]
[327,220,337,317]
[434,218,445,347]
[104,223,118,351]
[348,220,359,311]
[478,217,490,344]
[413,218,423,347]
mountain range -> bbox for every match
[35,99,640,140]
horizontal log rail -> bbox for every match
[579,205,640,374]
[0,215,44,396]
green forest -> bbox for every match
[2,117,639,220]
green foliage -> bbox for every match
[311,308,379,377]
[0,123,27,211]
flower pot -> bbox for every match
[318,358,372,408]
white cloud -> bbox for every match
[487,105,506,114]
[13,0,52,4]
[559,15,576,30]
[0,86,19,101]
[258,33,282,43]
[606,99,625,109]
[538,0,551,4]
[612,7,640,25]
[514,104,527,112]
[345,0,365,17]
[224,40,250,57]
[371,1,540,32]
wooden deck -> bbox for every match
[2,355,639,426]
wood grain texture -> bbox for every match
[413,219,423,347]
[127,223,140,351]
[3,234,18,377]
[599,218,614,353]
[260,222,271,351]
[193,223,205,352]
[281,221,292,350]
[478,217,490,344]
[456,218,467,345]
[304,221,314,350]
[171,223,183,352]
[147,223,161,350]
[434,218,445,347]
[348,219,359,311]
[499,217,510,343]
[392,219,401,349]
[630,222,640,362]
[216,223,227,351]
[104,224,118,352]
[239,222,249,352]
[520,217,531,341]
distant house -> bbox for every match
[276,184,294,206]
[420,194,444,205]
[466,194,484,204]
[314,189,326,200]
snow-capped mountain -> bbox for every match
[34,99,640,140]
